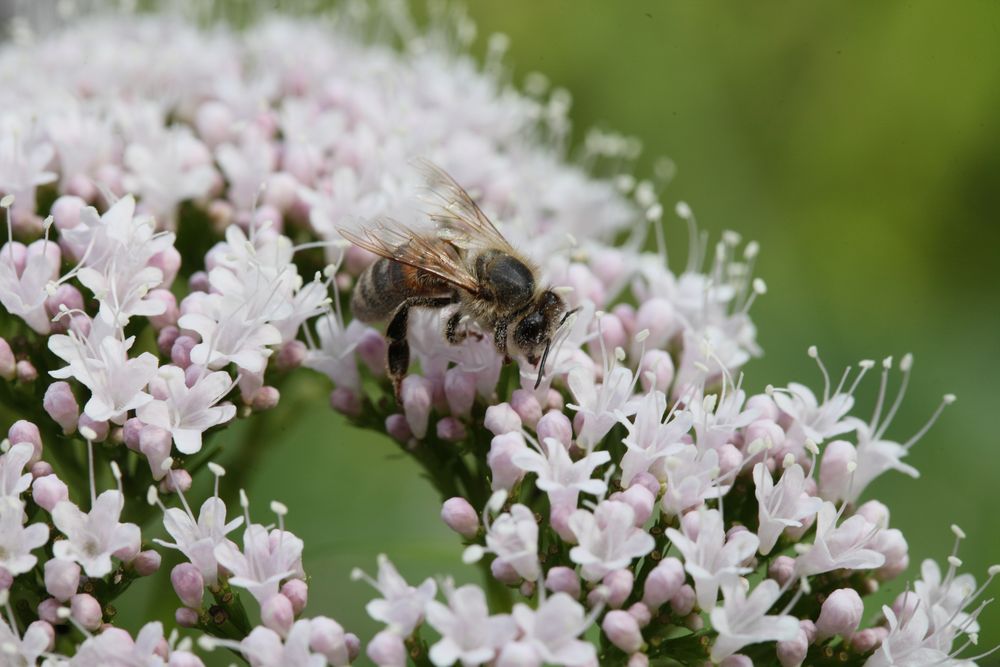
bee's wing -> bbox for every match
[416,159,518,254]
[337,217,482,295]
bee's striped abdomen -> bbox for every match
[351,257,452,322]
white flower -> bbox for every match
[567,364,637,451]
[355,554,437,637]
[665,507,759,611]
[709,579,799,662]
[238,621,327,667]
[848,421,919,504]
[753,462,824,555]
[52,490,140,577]
[617,389,691,486]
[914,558,979,638]
[73,621,173,667]
[154,495,243,585]
[773,382,855,445]
[214,524,304,604]
[216,128,276,210]
[0,239,61,334]
[689,388,756,452]
[0,497,49,575]
[511,593,597,666]
[479,504,540,582]
[137,365,236,454]
[794,502,885,577]
[0,117,57,217]
[425,581,517,667]
[659,445,726,517]
[568,500,655,582]
[0,617,56,666]
[48,331,159,424]
[179,297,282,375]
[0,442,34,499]
[511,437,609,513]
[303,313,368,393]
[864,605,958,667]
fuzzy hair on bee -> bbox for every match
[340,161,574,400]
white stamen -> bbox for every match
[207,462,226,477]
[270,501,288,516]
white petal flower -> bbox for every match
[154,495,244,585]
[568,365,637,451]
[213,524,304,605]
[0,497,49,575]
[568,500,655,582]
[665,507,758,611]
[659,445,727,517]
[0,239,61,334]
[511,593,597,666]
[773,382,856,445]
[356,554,437,638]
[0,442,34,499]
[481,504,540,583]
[794,502,885,577]
[753,462,824,555]
[0,617,52,666]
[137,365,236,454]
[709,579,799,662]
[238,621,328,667]
[426,581,517,667]
[51,490,140,577]
[511,437,609,513]
[302,314,368,392]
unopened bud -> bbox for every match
[545,566,581,598]
[260,593,295,637]
[69,594,102,630]
[32,475,68,512]
[484,402,522,436]
[643,557,684,609]
[170,563,205,609]
[367,629,407,667]
[603,569,634,609]
[44,560,80,602]
[602,610,643,654]
[441,497,479,538]
[815,588,863,641]
[43,382,79,435]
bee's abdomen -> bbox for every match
[351,258,451,322]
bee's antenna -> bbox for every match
[560,306,581,326]
[535,339,553,390]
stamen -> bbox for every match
[903,394,955,449]
[807,346,832,402]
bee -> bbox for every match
[339,162,573,400]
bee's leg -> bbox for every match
[387,296,457,401]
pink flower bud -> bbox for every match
[149,246,181,288]
[276,340,307,371]
[156,326,179,357]
[536,410,572,448]
[603,570,634,609]
[329,387,361,417]
[37,598,62,624]
[636,298,678,349]
[850,627,887,654]
[131,549,161,577]
[145,289,178,330]
[123,418,144,451]
[51,195,85,231]
[355,328,386,375]
[590,313,627,359]
[484,402,522,436]
[602,610,643,654]
[400,375,433,439]
[367,629,407,667]
[630,472,660,498]
[545,389,564,411]
[743,419,785,454]
[44,559,80,602]
[627,653,649,667]
[855,500,890,529]
[77,414,109,443]
[140,425,173,481]
[491,557,521,585]
[195,101,234,146]
[769,555,796,587]
[642,557,684,609]
[618,485,655,527]
[680,511,701,541]
[161,469,192,494]
[251,386,280,412]
[436,417,467,442]
[510,389,542,429]
[496,641,541,667]
[815,588,863,641]
[874,528,909,581]
[25,620,54,653]
[384,414,412,443]
[638,349,675,393]
[345,633,361,662]
[30,461,52,478]
[441,497,479,538]
[487,432,527,491]
[308,616,349,665]
[0,338,14,380]
[16,360,37,383]
[720,656,753,667]
[670,584,695,616]
[175,607,199,628]
[261,593,295,636]
[8,420,42,463]
[171,563,205,609]
[444,368,476,418]
[628,602,651,628]
[717,443,744,477]
[776,626,809,667]
[818,440,857,501]
[281,579,308,616]
[44,283,83,324]
[70,593,103,630]
[32,475,68,511]
[171,336,197,368]
[264,172,300,212]
[545,566,581,598]
[43,382,79,436]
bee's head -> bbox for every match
[512,290,573,386]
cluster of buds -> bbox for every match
[0,1,994,666]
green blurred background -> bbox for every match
[26,0,1000,659]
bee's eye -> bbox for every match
[515,312,546,345]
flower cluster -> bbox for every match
[0,1,994,666]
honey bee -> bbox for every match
[339,162,573,400]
